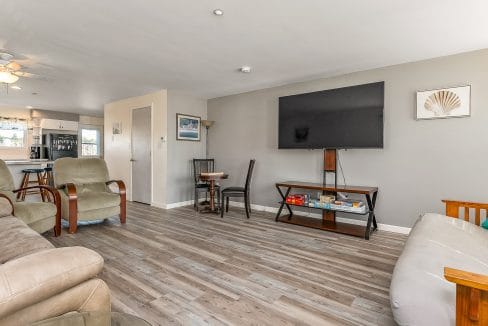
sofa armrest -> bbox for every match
[0,194,14,217]
[444,267,488,325]
[106,180,126,224]
[0,247,104,318]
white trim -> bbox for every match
[164,200,195,209]
[150,201,166,209]
[159,199,411,234]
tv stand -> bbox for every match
[274,149,378,239]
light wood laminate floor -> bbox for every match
[47,202,407,326]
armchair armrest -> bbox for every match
[106,180,126,195]
[0,247,104,319]
[445,267,488,325]
[106,180,126,224]
[0,193,14,217]
[12,186,62,236]
[59,183,78,234]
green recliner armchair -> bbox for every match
[53,157,126,234]
[0,159,61,236]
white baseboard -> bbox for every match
[228,201,411,235]
[158,199,411,235]
[163,200,195,209]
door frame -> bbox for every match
[130,105,153,203]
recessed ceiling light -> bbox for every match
[11,85,22,90]
[213,9,224,16]
[239,66,252,73]
[26,105,33,109]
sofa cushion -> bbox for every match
[0,217,53,264]
[61,191,120,213]
[390,213,488,326]
[13,202,57,225]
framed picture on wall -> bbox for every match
[416,85,471,120]
[176,114,201,141]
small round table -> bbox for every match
[199,173,228,213]
[32,311,150,326]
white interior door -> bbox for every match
[131,107,152,204]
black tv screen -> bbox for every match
[278,82,384,149]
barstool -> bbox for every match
[17,168,46,202]
[42,167,54,202]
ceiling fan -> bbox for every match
[0,52,38,84]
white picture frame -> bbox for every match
[176,113,201,141]
[416,85,471,120]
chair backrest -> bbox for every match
[244,159,256,192]
[54,157,109,188]
[0,159,14,192]
[193,159,215,184]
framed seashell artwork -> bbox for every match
[416,85,470,120]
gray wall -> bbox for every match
[208,49,488,228]
[167,91,207,204]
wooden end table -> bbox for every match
[199,173,228,214]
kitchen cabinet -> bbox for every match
[40,119,78,131]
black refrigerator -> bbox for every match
[47,134,78,160]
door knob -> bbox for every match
[130,159,136,162]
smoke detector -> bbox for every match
[240,66,252,73]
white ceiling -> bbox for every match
[0,0,487,115]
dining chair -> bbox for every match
[193,159,220,211]
[221,159,256,218]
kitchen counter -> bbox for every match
[5,159,54,165]
[4,160,54,189]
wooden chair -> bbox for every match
[193,159,220,211]
[221,159,255,218]
[442,200,488,326]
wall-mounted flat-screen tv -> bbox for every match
[278,81,384,149]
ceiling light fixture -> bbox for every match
[26,105,33,109]
[10,85,22,90]
[239,66,252,73]
[213,9,224,16]
[0,71,19,84]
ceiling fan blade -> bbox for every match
[6,61,21,71]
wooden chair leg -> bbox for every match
[221,195,225,218]
[17,172,28,200]
[226,197,229,212]
[194,190,199,211]
[244,194,250,219]
[37,172,46,202]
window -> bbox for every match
[0,119,27,148]
[81,128,100,156]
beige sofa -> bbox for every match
[0,197,111,325]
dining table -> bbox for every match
[198,172,228,213]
